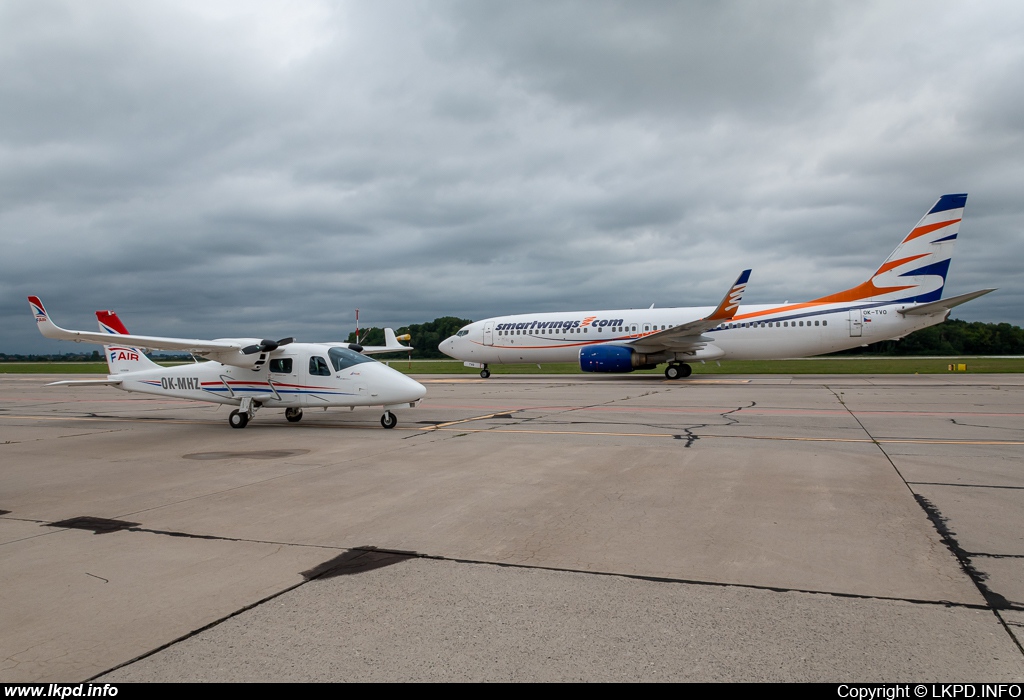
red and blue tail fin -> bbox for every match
[811,194,966,305]
[96,310,161,374]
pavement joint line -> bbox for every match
[4,412,1023,444]
[82,541,1017,682]
[407,425,1024,444]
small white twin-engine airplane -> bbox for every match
[27,298,426,429]
[440,194,995,379]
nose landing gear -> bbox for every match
[381,410,397,429]
[229,397,261,428]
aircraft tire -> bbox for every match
[665,365,681,380]
[381,411,397,429]
[480,369,490,378]
[679,363,693,378]
[285,408,303,423]
[229,410,249,429]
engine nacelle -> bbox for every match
[203,349,268,371]
[579,345,659,373]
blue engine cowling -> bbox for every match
[580,345,658,373]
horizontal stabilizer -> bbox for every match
[359,327,414,355]
[898,289,996,316]
[45,379,123,387]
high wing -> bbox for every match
[626,270,751,352]
[359,328,413,355]
[29,296,242,353]
[898,289,996,316]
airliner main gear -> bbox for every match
[665,363,692,380]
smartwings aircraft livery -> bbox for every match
[440,195,995,379]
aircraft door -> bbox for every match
[849,310,864,337]
[484,321,494,346]
[303,352,336,406]
[268,354,299,404]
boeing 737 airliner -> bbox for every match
[439,195,994,379]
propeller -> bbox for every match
[241,337,294,355]
[348,343,364,353]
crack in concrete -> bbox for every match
[909,481,1024,491]
[827,385,1024,658]
[950,418,1022,432]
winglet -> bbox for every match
[28,296,69,340]
[706,270,751,322]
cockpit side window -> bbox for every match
[309,356,332,376]
[270,358,293,374]
[328,346,375,371]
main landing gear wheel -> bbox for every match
[381,411,397,429]
[285,407,303,423]
[229,410,249,429]
[480,368,490,379]
[665,363,693,380]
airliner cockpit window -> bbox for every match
[456,329,470,337]
[328,346,375,371]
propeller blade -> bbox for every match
[241,345,262,355]
[276,337,294,347]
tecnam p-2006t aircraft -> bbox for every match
[440,194,994,379]
[27,299,426,429]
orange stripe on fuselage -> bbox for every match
[902,218,959,243]
[728,281,913,322]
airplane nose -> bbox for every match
[439,336,455,355]
[405,373,427,401]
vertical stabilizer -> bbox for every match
[96,310,161,374]
[810,194,966,305]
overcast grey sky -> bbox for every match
[3,1,1022,353]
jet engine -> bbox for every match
[579,346,660,373]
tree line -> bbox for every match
[7,317,1020,361]
[834,318,1024,356]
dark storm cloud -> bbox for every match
[2,1,1022,353]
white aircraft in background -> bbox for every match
[28,300,426,429]
[440,194,994,379]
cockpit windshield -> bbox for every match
[328,346,376,371]
[456,329,470,337]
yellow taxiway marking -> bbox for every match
[419,378,488,383]
[421,411,523,429]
